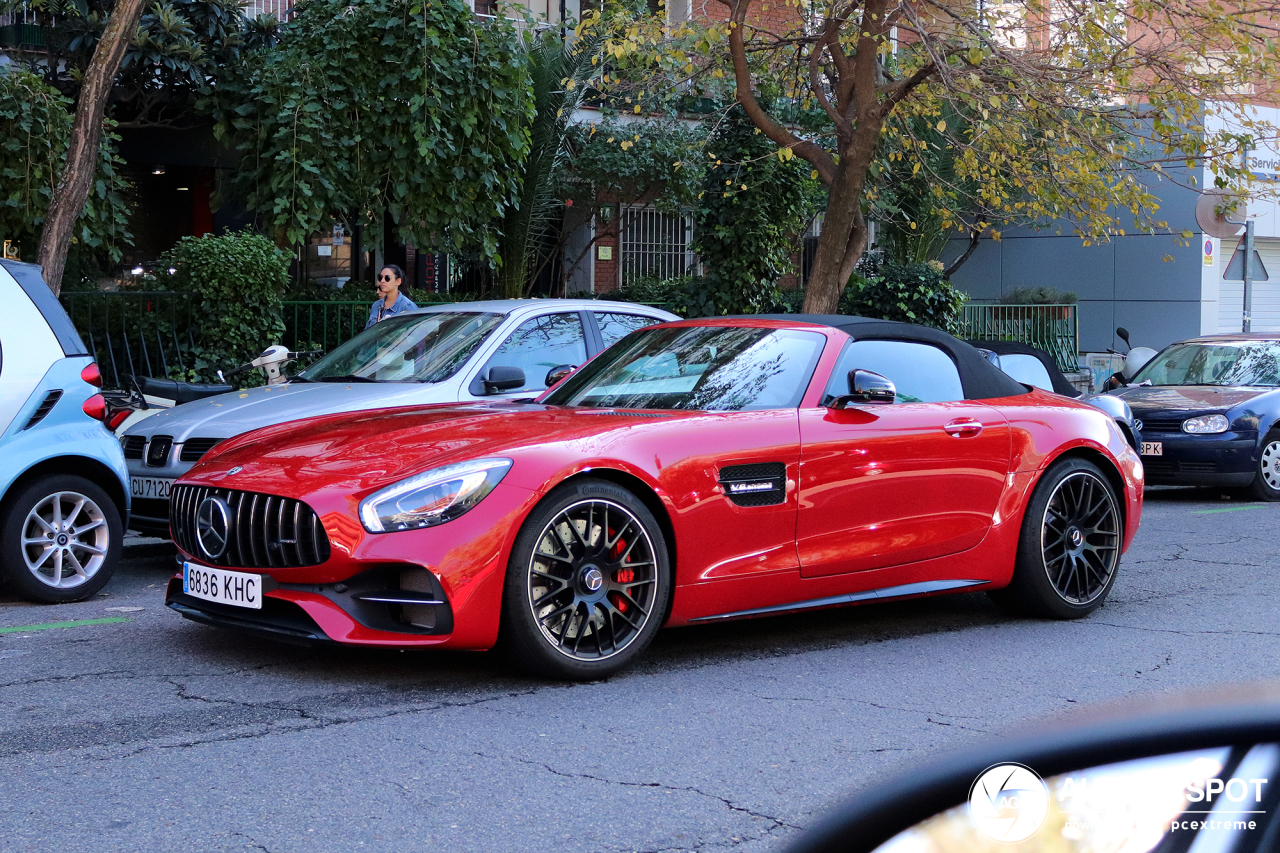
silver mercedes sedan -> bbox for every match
[121,299,677,536]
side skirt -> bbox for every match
[688,579,990,623]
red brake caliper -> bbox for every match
[610,528,632,612]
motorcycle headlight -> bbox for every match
[1182,414,1230,434]
[359,458,512,533]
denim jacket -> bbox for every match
[365,292,418,330]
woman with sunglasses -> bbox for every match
[364,264,418,330]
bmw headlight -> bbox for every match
[359,458,512,533]
[1182,414,1230,434]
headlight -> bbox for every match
[1182,414,1230,434]
[359,458,512,533]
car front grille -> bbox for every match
[122,435,146,459]
[1136,417,1186,433]
[180,438,223,463]
[1143,459,1219,476]
[170,484,330,569]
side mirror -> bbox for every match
[545,364,576,388]
[1116,327,1131,346]
[783,687,1280,853]
[483,365,526,394]
[831,369,896,408]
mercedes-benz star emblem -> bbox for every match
[196,496,232,560]
[582,567,604,593]
[226,466,243,476]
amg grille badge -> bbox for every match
[728,481,774,494]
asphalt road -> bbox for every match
[1,487,1278,853]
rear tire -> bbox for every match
[1,474,122,603]
[500,478,670,680]
[1248,430,1280,502]
[989,458,1122,619]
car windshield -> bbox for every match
[299,311,503,383]
[1130,340,1280,387]
[543,325,826,411]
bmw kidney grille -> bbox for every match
[171,484,330,569]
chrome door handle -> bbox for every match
[943,418,983,438]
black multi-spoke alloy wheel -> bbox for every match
[1248,429,1280,501]
[0,474,122,604]
[501,478,670,680]
[990,458,1122,619]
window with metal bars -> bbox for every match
[618,207,697,286]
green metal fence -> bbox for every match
[959,303,1079,371]
[59,293,436,386]
[60,293,372,386]
[281,301,370,355]
[60,291,198,389]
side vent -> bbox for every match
[718,462,787,507]
[23,391,63,430]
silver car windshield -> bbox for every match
[543,326,825,411]
[299,311,504,383]
[1131,340,1280,387]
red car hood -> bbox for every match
[182,402,687,497]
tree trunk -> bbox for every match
[36,0,146,295]
[801,133,878,314]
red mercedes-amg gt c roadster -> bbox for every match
[165,316,1143,679]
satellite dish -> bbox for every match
[1195,189,1246,239]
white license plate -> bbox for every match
[1140,441,1163,456]
[131,476,173,499]
[182,562,263,610]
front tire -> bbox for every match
[501,478,671,680]
[990,458,1122,619]
[1249,430,1280,501]
[1,474,123,603]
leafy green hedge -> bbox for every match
[162,231,289,382]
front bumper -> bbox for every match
[1138,430,1257,486]
[165,562,456,646]
[163,478,539,650]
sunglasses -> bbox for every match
[377,274,397,282]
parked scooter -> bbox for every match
[108,346,320,434]
[1102,327,1158,390]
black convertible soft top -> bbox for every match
[745,314,1030,401]
[965,339,1081,398]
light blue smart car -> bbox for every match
[0,260,129,603]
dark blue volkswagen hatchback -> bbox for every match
[1108,334,1280,499]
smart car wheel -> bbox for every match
[990,458,1121,619]
[1249,430,1280,501]
[1,474,122,603]
[502,479,670,680]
